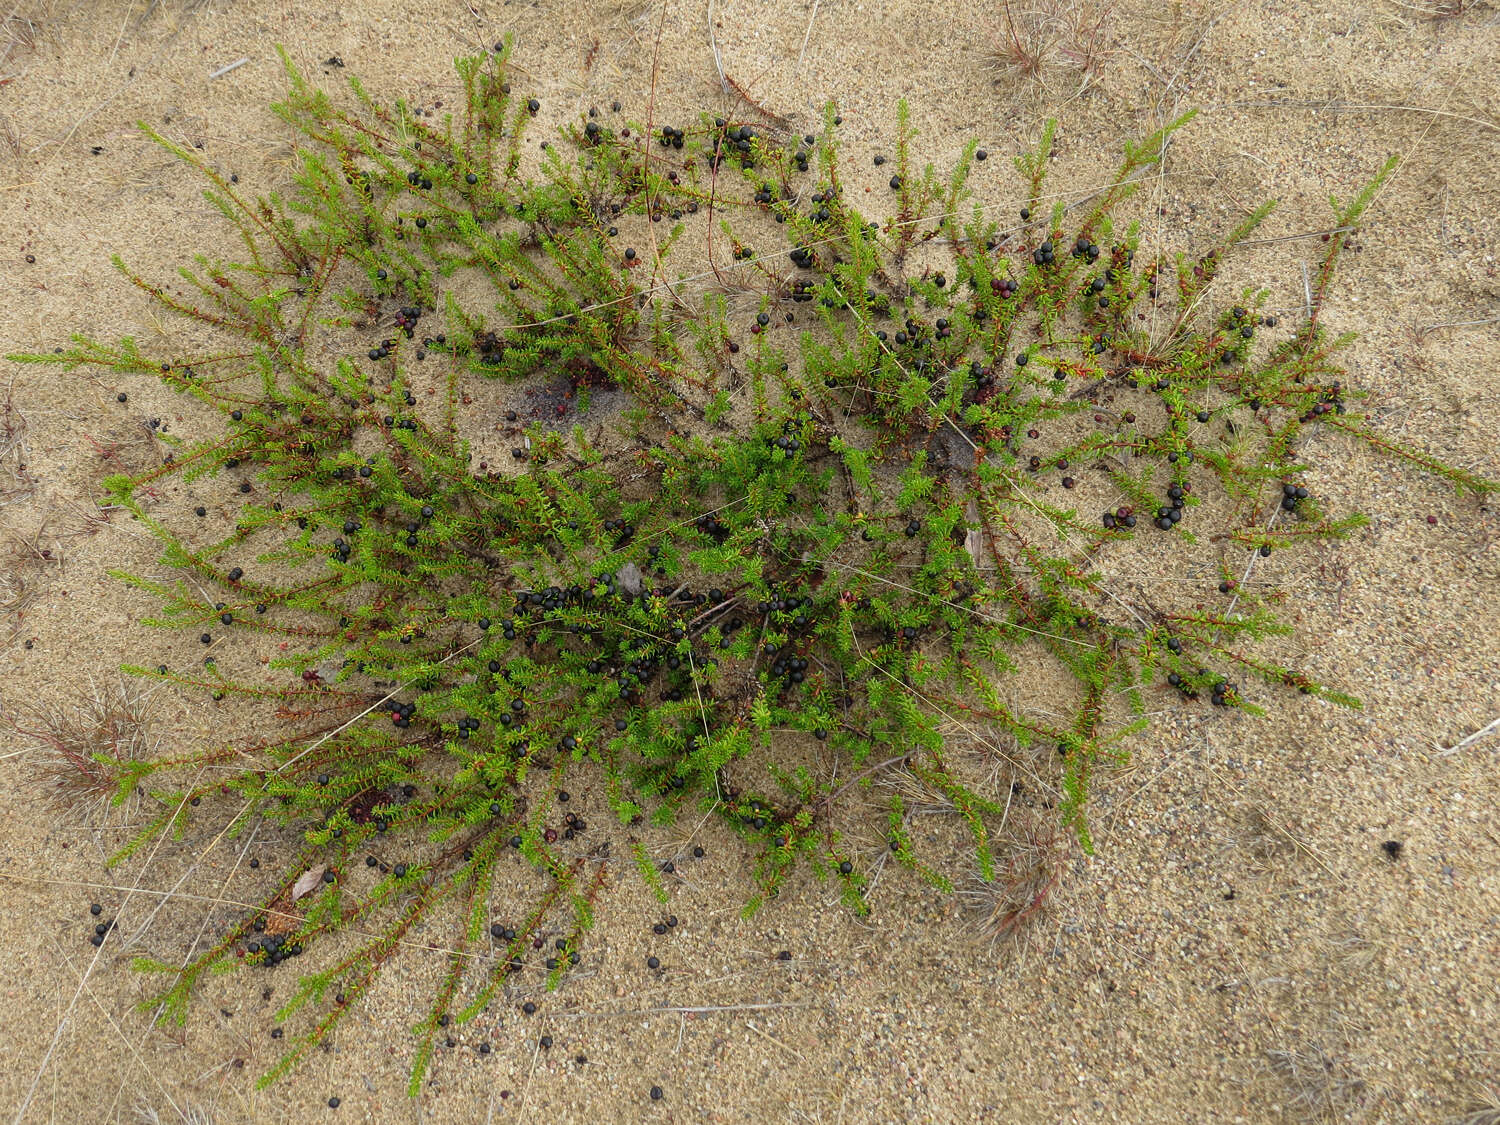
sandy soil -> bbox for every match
[1,0,1497,1122]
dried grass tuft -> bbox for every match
[1445,1085,1500,1125]
[7,677,156,824]
[987,0,1115,93]
[1238,804,1297,868]
[989,0,1054,83]
[133,1102,218,1125]
[0,375,32,501]
[1,12,38,70]
[1384,0,1486,23]
[1260,1043,1368,1121]
[957,808,1061,949]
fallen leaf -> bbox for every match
[615,561,643,597]
[965,498,989,568]
[292,865,326,901]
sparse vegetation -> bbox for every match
[8,40,1492,1093]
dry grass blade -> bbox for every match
[874,757,957,814]
[875,736,1061,948]
[1437,714,1500,755]
[0,578,33,648]
[1236,804,1297,873]
[0,563,31,615]
[83,419,164,477]
[1321,913,1379,972]
[1445,1085,1500,1125]
[1056,0,1114,88]
[988,0,1114,91]
[989,0,1053,84]
[1260,1043,1368,1120]
[1,11,38,72]
[0,112,22,162]
[0,375,33,502]
[1385,0,1484,21]
[957,824,1060,949]
[133,1101,218,1125]
[6,676,156,824]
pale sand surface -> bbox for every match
[0,1,1497,1122]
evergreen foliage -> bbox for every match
[11,43,1491,1092]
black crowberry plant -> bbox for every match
[12,44,1491,1092]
